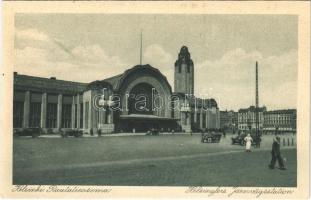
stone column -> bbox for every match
[76,95,80,129]
[40,93,47,128]
[181,112,185,125]
[71,96,76,129]
[23,91,30,128]
[57,94,63,129]
[108,108,113,124]
[216,109,220,129]
[194,109,197,123]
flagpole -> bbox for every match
[140,30,143,65]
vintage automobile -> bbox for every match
[201,131,222,143]
[61,129,83,137]
[231,133,261,146]
[13,127,42,138]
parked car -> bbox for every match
[201,131,222,143]
[14,127,42,138]
[231,133,261,146]
[61,129,83,137]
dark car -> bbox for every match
[231,133,261,146]
[61,129,83,137]
[14,127,42,138]
[201,132,222,143]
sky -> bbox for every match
[14,14,298,111]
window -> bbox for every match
[13,101,24,128]
[29,102,41,127]
[75,104,78,128]
[203,113,206,128]
[85,102,89,129]
[47,103,57,128]
[191,113,194,124]
[62,104,72,128]
[80,103,83,128]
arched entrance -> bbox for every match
[124,82,160,132]
[113,65,177,133]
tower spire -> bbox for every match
[140,30,143,65]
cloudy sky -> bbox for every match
[14,14,297,111]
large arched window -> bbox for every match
[128,83,158,115]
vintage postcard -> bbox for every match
[1,1,310,199]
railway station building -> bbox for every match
[13,46,220,134]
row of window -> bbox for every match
[13,101,86,128]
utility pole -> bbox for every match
[255,61,259,138]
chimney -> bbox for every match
[14,72,18,75]
[50,77,56,80]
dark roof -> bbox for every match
[100,64,172,93]
[264,109,296,114]
[100,74,123,90]
[14,73,87,95]
[238,106,266,113]
[86,80,113,91]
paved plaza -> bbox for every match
[13,133,296,186]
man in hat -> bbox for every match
[269,136,286,170]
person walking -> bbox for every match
[244,133,253,152]
[269,136,286,170]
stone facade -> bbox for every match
[263,109,296,132]
[220,110,238,130]
[238,106,266,131]
[13,46,220,134]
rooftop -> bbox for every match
[14,73,87,95]
[238,106,267,113]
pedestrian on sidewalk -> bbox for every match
[269,136,286,170]
[244,133,253,152]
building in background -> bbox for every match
[238,106,266,131]
[220,110,238,131]
[263,109,296,133]
[13,46,220,134]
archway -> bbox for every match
[128,82,158,115]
